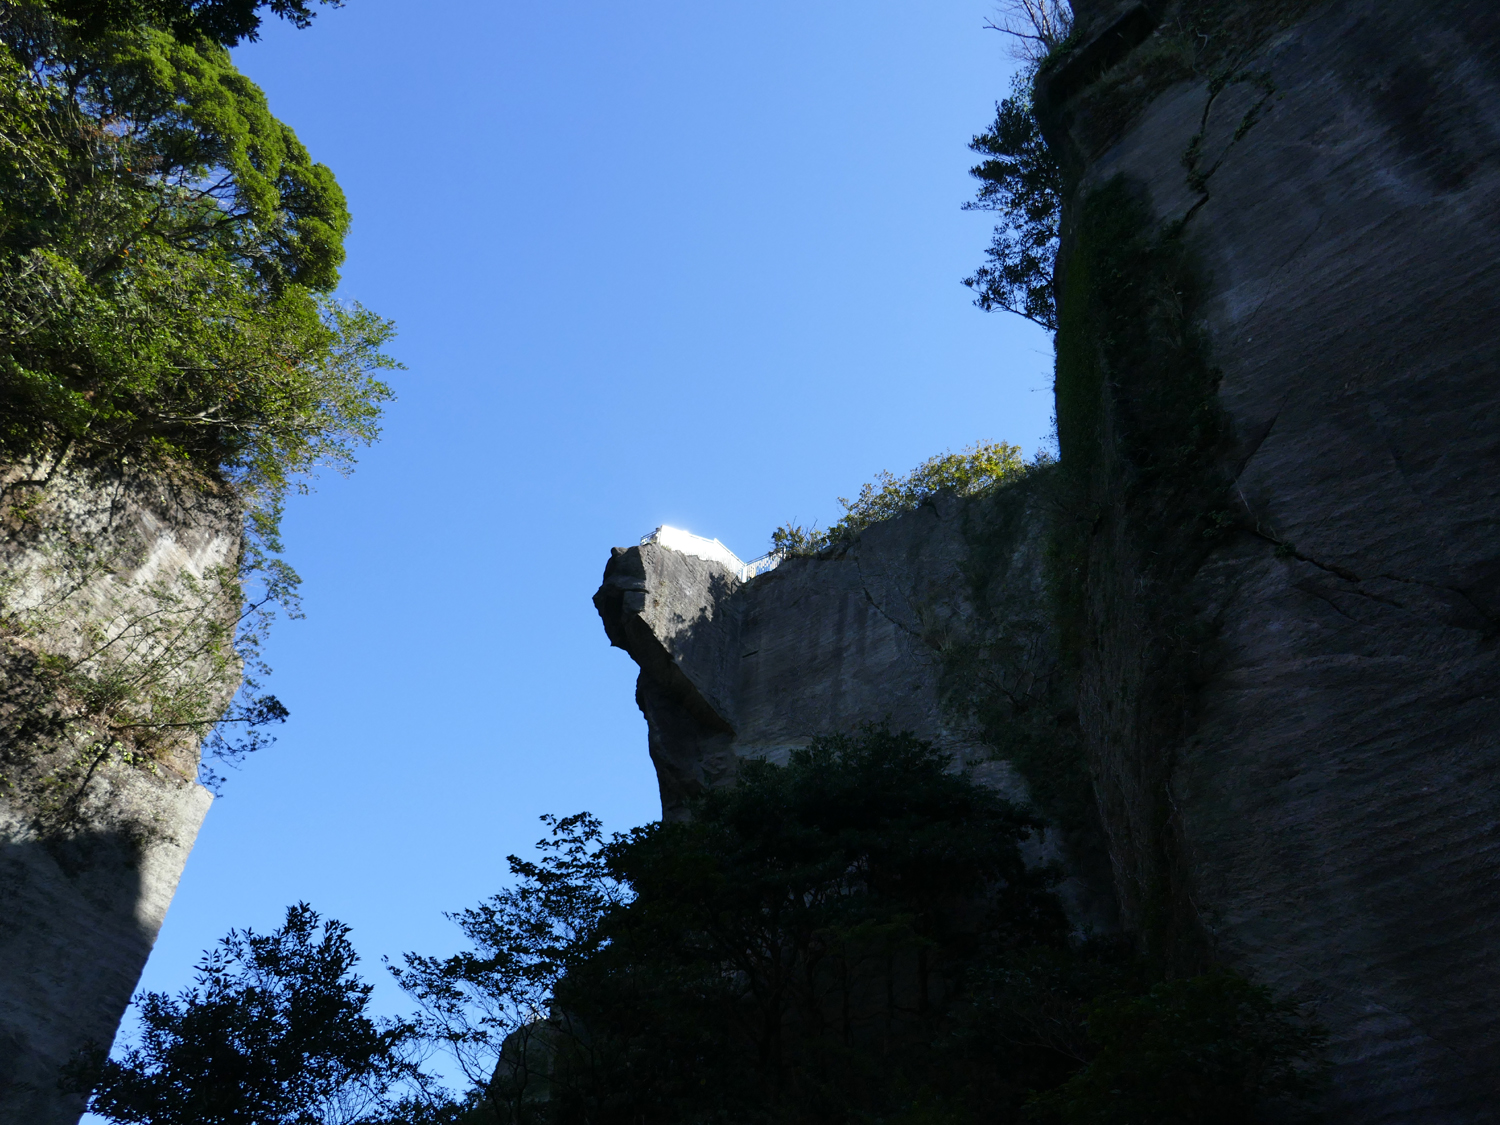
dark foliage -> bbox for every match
[70,904,423,1125]
[963,69,1062,330]
[1029,971,1329,1123]
[43,0,343,48]
[77,737,1324,1125]
[548,728,1067,1124]
[400,728,1325,1124]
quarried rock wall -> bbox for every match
[595,481,1119,937]
[0,455,242,1125]
[1043,0,1500,1117]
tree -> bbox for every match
[962,67,1062,330]
[399,728,1071,1124]
[73,904,427,1125]
[982,0,1073,63]
[42,0,346,49]
[391,814,626,1125]
[0,2,395,519]
[398,727,1327,1125]
[0,0,394,778]
[566,727,1068,1124]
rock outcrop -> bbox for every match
[1037,0,1500,1118]
[0,454,242,1124]
[595,481,1119,938]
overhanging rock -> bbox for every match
[595,485,1118,936]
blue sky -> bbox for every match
[127,0,1051,1047]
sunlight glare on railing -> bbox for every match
[639,525,783,582]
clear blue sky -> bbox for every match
[127,0,1050,1042]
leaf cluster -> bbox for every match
[390,814,629,1105]
[73,903,428,1125]
[0,0,395,548]
[963,68,1063,330]
[41,0,344,49]
[772,441,1028,556]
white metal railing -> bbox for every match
[639,525,783,582]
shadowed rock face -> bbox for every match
[0,457,240,1125]
[1043,0,1500,1119]
[596,2,1499,1115]
[595,485,1120,937]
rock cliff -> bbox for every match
[1037,0,1500,1118]
[595,481,1119,939]
[0,454,242,1124]
[599,1,1500,1118]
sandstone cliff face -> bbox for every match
[0,455,242,1124]
[1040,0,1500,1118]
[595,482,1119,938]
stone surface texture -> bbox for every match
[1045,0,1500,1119]
[599,2,1500,1117]
[595,484,1119,937]
[0,456,241,1124]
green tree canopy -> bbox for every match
[394,727,1326,1125]
[79,734,1325,1125]
[0,0,394,550]
[963,69,1062,330]
[398,728,1070,1124]
[73,904,424,1125]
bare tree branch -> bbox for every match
[983,0,1074,60]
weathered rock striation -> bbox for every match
[0,455,241,1124]
[599,2,1500,1118]
[595,482,1119,938]
[1039,0,1500,1118]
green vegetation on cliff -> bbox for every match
[390,729,1323,1125]
[0,0,394,544]
[962,68,1062,330]
[77,731,1325,1123]
[771,441,1030,556]
[0,0,392,791]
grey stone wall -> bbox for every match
[1045,0,1500,1118]
[595,484,1119,937]
[596,3,1500,1115]
[0,455,241,1124]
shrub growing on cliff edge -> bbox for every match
[962,65,1063,331]
[771,441,1029,556]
